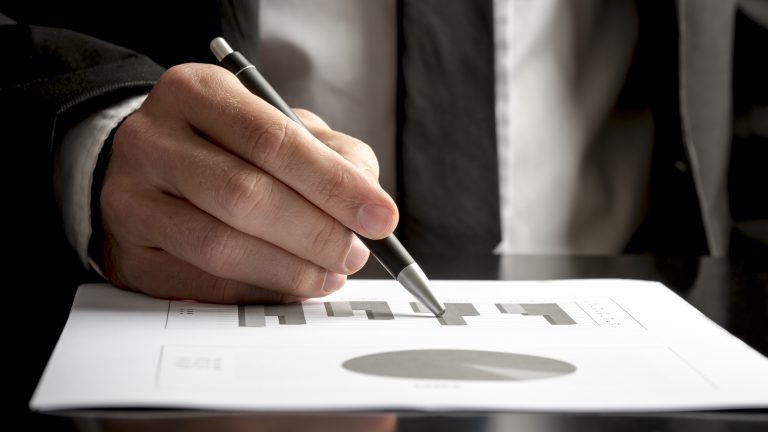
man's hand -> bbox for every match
[98,63,398,304]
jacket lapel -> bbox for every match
[676,0,737,256]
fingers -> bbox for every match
[152,64,398,239]
[114,112,370,275]
[151,128,371,275]
[101,186,348,300]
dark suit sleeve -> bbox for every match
[730,8,768,260]
[0,13,165,270]
[0,15,164,158]
[0,15,166,426]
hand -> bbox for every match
[97,63,398,303]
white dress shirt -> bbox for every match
[259,0,653,254]
[59,0,652,270]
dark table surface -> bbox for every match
[31,254,768,431]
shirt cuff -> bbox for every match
[54,94,148,272]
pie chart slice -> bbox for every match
[342,349,576,381]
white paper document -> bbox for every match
[31,279,768,412]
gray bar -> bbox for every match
[411,302,479,325]
[325,302,354,317]
[351,301,394,320]
[266,304,307,325]
[238,304,306,327]
[496,303,525,314]
[238,305,266,327]
[496,303,576,325]
[325,301,394,320]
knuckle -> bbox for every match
[155,64,199,96]
[153,64,224,111]
[354,138,377,161]
[353,136,371,150]
[243,120,296,169]
[337,134,368,152]
[353,138,380,178]
[218,170,272,219]
[317,163,351,205]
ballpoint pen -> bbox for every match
[210,37,445,317]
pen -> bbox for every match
[210,37,445,317]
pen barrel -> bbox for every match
[359,235,415,278]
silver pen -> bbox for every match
[210,37,446,317]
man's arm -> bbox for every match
[1,13,399,304]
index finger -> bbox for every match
[156,64,398,239]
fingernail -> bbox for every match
[344,237,370,272]
[358,204,394,238]
[322,272,346,293]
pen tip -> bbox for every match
[435,308,446,318]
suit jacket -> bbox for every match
[676,0,767,258]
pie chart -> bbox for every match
[342,349,576,381]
